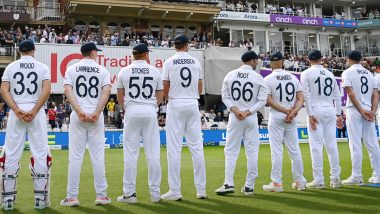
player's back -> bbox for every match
[264,69,299,118]
[301,65,338,107]
[2,56,50,106]
[223,65,264,112]
[163,52,201,100]
[118,60,162,108]
[342,64,376,110]
[65,59,110,114]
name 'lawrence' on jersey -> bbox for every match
[2,55,50,105]
[116,60,163,107]
[221,65,267,112]
[264,69,301,119]
[162,52,202,99]
[342,64,377,111]
[64,59,111,114]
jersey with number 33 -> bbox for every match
[2,55,50,105]
[162,52,202,99]
[264,69,301,119]
[64,59,111,114]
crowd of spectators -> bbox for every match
[264,4,308,16]
[225,1,258,13]
[358,9,380,20]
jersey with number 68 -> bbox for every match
[64,59,111,114]
[221,65,267,113]
[264,69,301,119]
[116,60,163,108]
[342,64,377,111]
[162,52,202,99]
[2,55,50,105]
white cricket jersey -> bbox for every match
[301,65,342,116]
[2,55,50,105]
[116,60,163,108]
[221,65,267,113]
[64,59,111,114]
[162,51,202,99]
[342,64,377,111]
[264,69,301,119]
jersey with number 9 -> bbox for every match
[64,59,111,114]
[2,56,50,105]
[162,52,202,99]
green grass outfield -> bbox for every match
[10,143,380,214]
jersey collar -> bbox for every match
[351,64,363,68]
[273,69,283,72]
[240,65,253,70]
[311,64,324,68]
[133,60,148,64]
[21,55,33,60]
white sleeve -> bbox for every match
[156,70,163,91]
[1,65,11,82]
[198,61,203,80]
[341,71,352,88]
[63,68,73,86]
[221,73,234,111]
[162,60,170,81]
[42,64,51,80]
[116,69,124,89]
[102,69,111,87]
[249,81,268,113]
[333,77,342,115]
[301,73,313,116]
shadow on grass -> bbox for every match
[75,203,132,214]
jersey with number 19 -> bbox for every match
[64,59,111,114]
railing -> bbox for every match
[32,2,63,21]
[0,46,15,57]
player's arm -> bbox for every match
[198,79,203,96]
[156,90,163,105]
[0,82,27,121]
[89,84,111,123]
[285,91,304,123]
[117,88,125,109]
[371,88,379,115]
[221,74,243,119]
[64,84,87,122]
[247,82,268,115]
[25,79,51,122]
[162,61,170,101]
[163,80,170,101]
[344,86,373,121]
[266,95,290,114]
[300,74,313,116]
[333,78,343,128]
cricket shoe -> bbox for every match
[117,193,137,203]
[34,198,48,209]
[2,199,14,211]
[368,176,380,184]
[95,196,112,205]
[160,191,183,201]
[151,195,161,203]
[196,192,208,199]
[342,177,364,186]
[215,184,234,195]
[306,180,325,189]
[241,186,254,196]
[60,198,80,207]
[292,181,306,191]
[330,179,341,188]
[263,182,283,192]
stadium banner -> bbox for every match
[215,11,270,22]
[357,19,380,28]
[322,18,357,28]
[33,44,204,94]
[270,14,323,26]
[0,127,364,149]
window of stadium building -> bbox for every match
[88,21,100,31]
[107,22,118,33]
[151,25,161,39]
[163,25,173,39]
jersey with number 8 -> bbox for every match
[64,59,111,114]
[264,69,301,119]
[342,64,377,111]
[162,52,202,99]
[2,55,50,105]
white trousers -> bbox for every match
[66,112,108,199]
[123,106,161,198]
[268,117,306,184]
[224,113,260,189]
[166,99,206,195]
[307,107,341,183]
[3,106,49,200]
[346,107,380,178]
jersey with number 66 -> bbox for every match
[64,59,111,114]
[221,65,267,112]
[116,60,163,107]
[2,55,50,105]
[342,64,377,111]
[264,69,301,119]
[162,52,202,99]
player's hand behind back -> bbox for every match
[309,116,319,131]
[360,110,375,122]
[23,110,37,122]
[15,109,27,122]
[88,111,101,123]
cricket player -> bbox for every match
[262,52,307,192]
[60,42,112,206]
[116,44,163,203]
[341,51,380,185]
[0,40,51,210]
[301,50,343,189]
[215,50,267,196]
[161,34,207,200]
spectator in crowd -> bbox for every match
[63,98,72,125]
[374,57,380,67]
[337,111,347,138]
[214,112,224,122]
[207,108,216,120]
[201,113,210,122]
[106,98,116,124]
[0,105,4,130]
[47,105,57,129]
[56,104,65,129]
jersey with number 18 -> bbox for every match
[162,52,202,99]
[64,59,111,114]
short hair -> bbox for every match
[82,51,91,57]
[175,43,187,50]
[133,52,147,60]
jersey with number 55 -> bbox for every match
[342,64,377,111]
[162,52,202,99]
[264,69,301,119]
[2,56,50,105]
[64,59,111,114]
[221,65,267,113]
